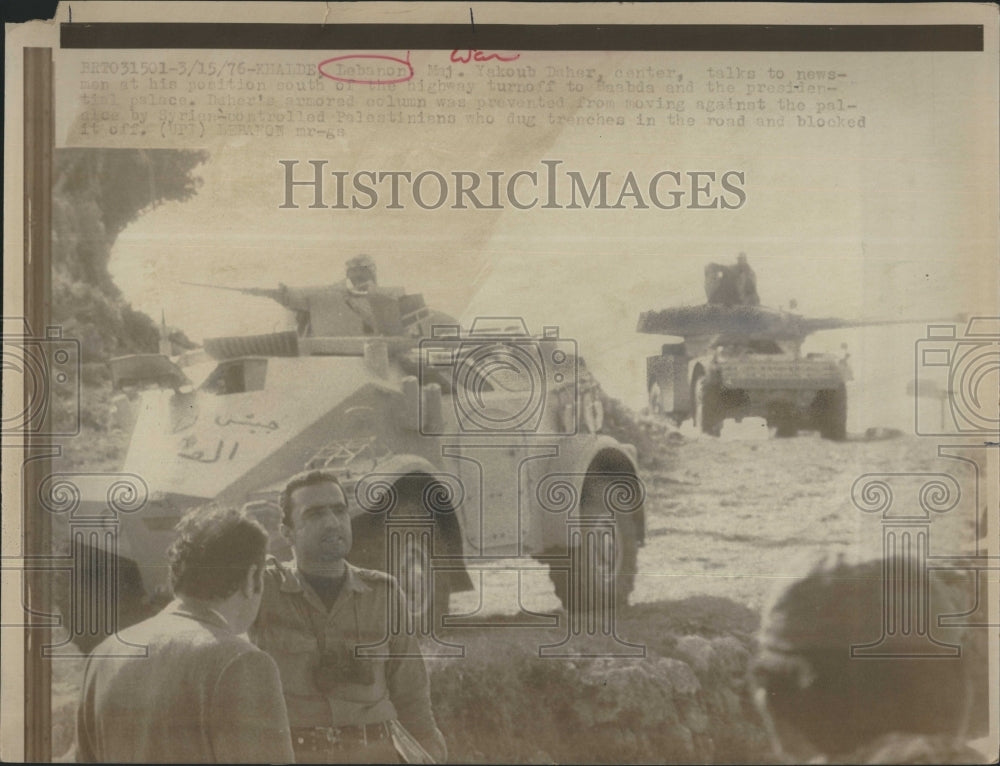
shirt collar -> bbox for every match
[280,560,371,597]
[166,597,233,631]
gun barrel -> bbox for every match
[637,304,946,339]
[800,317,937,333]
[182,281,247,293]
[182,281,283,301]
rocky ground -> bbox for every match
[47,392,989,762]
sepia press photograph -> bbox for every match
[2,3,998,764]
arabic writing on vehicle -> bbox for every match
[178,436,240,463]
[214,414,280,431]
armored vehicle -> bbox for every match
[56,273,644,652]
[639,259,910,439]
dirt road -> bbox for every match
[454,424,982,618]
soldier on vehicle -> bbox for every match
[734,252,760,306]
[249,469,447,764]
[344,253,379,294]
[704,261,736,305]
[185,255,453,338]
[76,506,294,764]
[750,551,984,764]
[276,255,400,336]
[704,253,759,307]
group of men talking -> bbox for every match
[76,468,446,764]
[70,252,987,764]
[74,463,988,765]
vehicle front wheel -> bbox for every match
[50,545,156,654]
[549,474,639,617]
[816,385,848,441]
[692,373,722,436]
[774,421,798,438]
[394,530,451,633]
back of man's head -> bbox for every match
[168,506,269,601]
[751,551,974,759]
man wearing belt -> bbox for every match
[250,469,447,764]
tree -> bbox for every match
[52,149,208,361]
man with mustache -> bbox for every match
[250,469,446,764]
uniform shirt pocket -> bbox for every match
[259,625,320,696]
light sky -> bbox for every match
[76,48,997,429]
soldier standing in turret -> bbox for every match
[341,255,382,334]
[704,253,760,307]
[734,252,760,306]
[344,254,378,294]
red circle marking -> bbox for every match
[318,53,414,85]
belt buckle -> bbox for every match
[325,725,367,747]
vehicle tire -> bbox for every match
[550,474,639,616]
[692,373,722,436]
[50,545,154,654]
[375,477,454,634]
[394,530,451,634]
[775,421,798,438]
[817,385,848,441]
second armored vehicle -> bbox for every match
[638,257,905,439]
[640,302,852,439]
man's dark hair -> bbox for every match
[168,506,268,600]
[752,645,968,755]
[279,469,345,527]
[751,553,973,756]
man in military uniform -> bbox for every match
[704,253,760,307]
[344,253,378,293]
[339,254,383,334]
[733,252,760,306]
[250,469,447,764]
